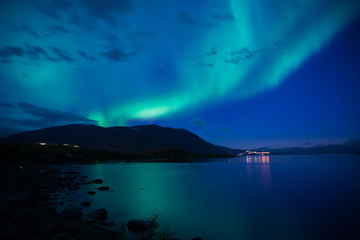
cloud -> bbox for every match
[46,24,70,35]
[191,118,206,126]
[33,0,73,20]
[1,59,12,64]
[192,46,218,67]
[18,102,94,123]
[33,0,131,28]
[78,50,97,61]
[25,44,50,61]
[78,0,132,27]
[0,101,16,109]
[0,43,65,63]
[0,118,52,128]
[101,47,135,62]
[18,24,40,38]
[178,12,215,29]
[0,46,25,58]
[219,127,230,131]
[50,46,75,63]
[206,46,217,56]
[224,48,257,65]
[19,102,97,125]
[0,45,50,61]
[0,101,97,128]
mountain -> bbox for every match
[257,141,360,155]
[2,124,229,155]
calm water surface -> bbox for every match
[62,155,360,240]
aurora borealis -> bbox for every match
[1,0,360,148]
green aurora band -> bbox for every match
[0,0,359,128]
[91,0,360,126]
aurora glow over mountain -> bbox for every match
[1,0,360,148]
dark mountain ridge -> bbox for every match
[257,140,360,155]
[2,124,229,155]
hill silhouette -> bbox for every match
[2,124,229,155]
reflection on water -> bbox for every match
[245,154,270,164]
[58,155,360,240]
[244,155,271,191]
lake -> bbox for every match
[60,154,360,240]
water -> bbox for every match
[61,155,360,240]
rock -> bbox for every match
[87,191,96,195]
[99,219,115,226]
[81,201,90,207]
[0,224,24,239]
[127,219,151,232]
[56,233,74,240]
[97,186,110,191]
[91,179,103,184]
[53,220,82,235]
[39,220,57,237]
[87,208,107,220]
[60,206,83,220]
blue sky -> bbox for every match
[0,0,359,149]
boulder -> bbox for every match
[56,233,74,240]
[0,225,24,239]
[97,186,110,191]
[52,220,82,235]
[99,219,115,226]
[127,219,151,232]
[81,201,90,207]
[60,206,83,220]
[91,179,103,184]
[87,208,107,220]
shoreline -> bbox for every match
[0,159,203,240]
[0,160,119,239]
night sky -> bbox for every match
[1,0,360,149]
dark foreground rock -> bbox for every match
[0,161,117,240]
[87,208,107,220]
[127,219,151,232]
[60,206,83,220]
[91,179,103,184]
[81,201,91,207]
[99,219,115,226]
[97,186,110,191]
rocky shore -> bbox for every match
[0,160,117,239]
[0,160,202,240]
